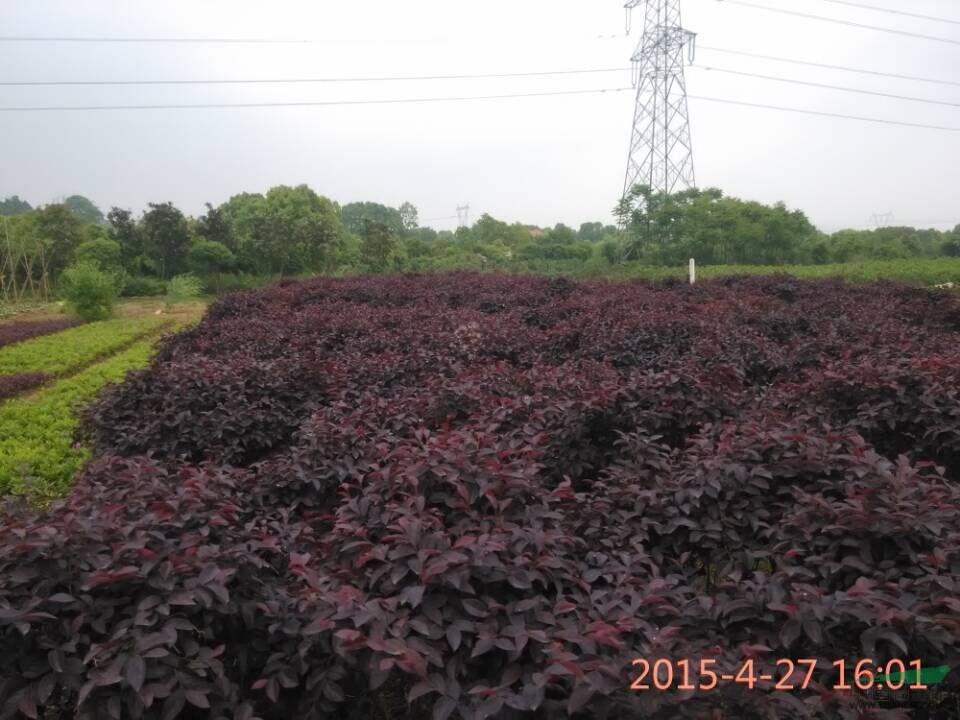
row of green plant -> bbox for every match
[0,315,168,376]
[0,339,156,500]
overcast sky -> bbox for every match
[1,0,958,233]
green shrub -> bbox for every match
[166,274,202,307]
[121,275,167,297]
[60,262,118,321]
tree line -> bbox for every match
[1,185,958,298]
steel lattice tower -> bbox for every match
[622,0,697,198]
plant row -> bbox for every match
[0,340,157,500]
[0,373,51,402]
[0,316,167,378]
[2,273,959,719]
[0,318,82,351]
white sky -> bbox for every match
[1,0,958,233]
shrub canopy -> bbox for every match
[2,273,960,719]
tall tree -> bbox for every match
[359,219,396,272]
[35,204,85,275]
[196,203,234,250]
[141,202,190,279]
[221,185,346,275]
[0,196,32,216]
[63,195,105,225]
[399,202,419,233]
[106,207,149,273]
[341,202,404,236]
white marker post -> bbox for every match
[689,258,696,285]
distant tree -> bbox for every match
[413,227,438,243]
[578,222,608,243]
[142,202,190,279]
[545,224,578,245]
[188,239,236,275]
[359,219,396,272]
[220,185,346,275]
[399,202,419,232]
[63,195,105,225]
[618,185,817,265]
[34,204,86,275]
[196,203,234,250]
[341,202,404,236]
[467,214,529,247]
[74,238,123,271]
[0,196,32,216]
[106,207,150,274]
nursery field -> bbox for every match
[1,273,960,719]
[0,299,205,500]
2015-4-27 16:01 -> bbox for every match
[630,658,930,692]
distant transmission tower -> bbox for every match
[622,0,697,198]
[456,204,471,228]
[870,212,896,228]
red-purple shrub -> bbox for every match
[0,318,82,350]
[83,357,328,465]
[0,372,50,401]
[2,273,960,719]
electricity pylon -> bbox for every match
[456,204,471,228]
[622,0,697,199]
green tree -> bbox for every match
[188,239,236,275]
[221,185,346,275]
[141,202,190,279]
[73,238,123,271]
[63,195,105,225]
[359,219,396,272]
[35,204,86,276]
[196,203,234,250]
[618,186,818,265]
[0,196,32,216]
[341,202,404,236]
[578,222,610,243]
[107,207,150,274]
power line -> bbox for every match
[698,46,960,88]
[818,0,960,26]
[695,65,960,109]
[0,78,954,133]
[2,50,957,91]
[0,35,309,44]
[0,86,634,113]
[0,67,631,88]
[716,0,960,46]
[688,94,960,131]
